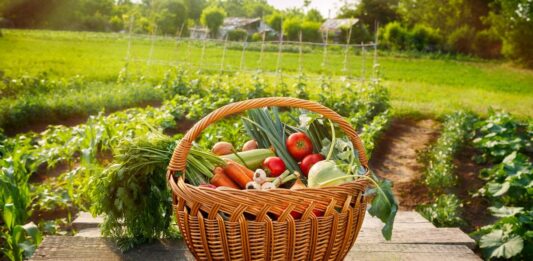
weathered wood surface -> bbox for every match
[31,211,481,261]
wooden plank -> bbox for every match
[31,236,195,261]
[74,227,101,237]
[356,227,476,249]
[31,237,479,261]
[362,211,435,229]
[72,212,103,230]
[347,243,481,260]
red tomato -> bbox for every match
[299,153,324,177]
[286,132,313,160]
[262,157,286,177]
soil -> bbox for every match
[369,118,441,210]
[452,146,497,233]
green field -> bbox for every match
[1,29,532,118]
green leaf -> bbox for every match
[3,203,15,229]
[18,241,37,258]
[22,222,42,245]
[488,206,523,218]
[480,229,523,259]
[487,182,510,197]
[367,176,398,240]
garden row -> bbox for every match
[0,72,390,260]
[417,110,532,260]
[0,70,380,134]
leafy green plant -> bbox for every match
[422,111,476,191]
[477,152,532,207]
[89,133,180,251]
[417,194,465,227]
[473,110,531,164]
[469,109,533,260]
[471,208,532,260]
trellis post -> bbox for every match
[125,15,135,63]
[298,30,303,74]
[240,35,248,71]
[361,42,366,83]
[199,36,206,71]
[373,22,379,83]
[322,30,329,72]
[258,32,266,71]
[220,34,228,74]
[147,24,157,66]
[343,19,353,76]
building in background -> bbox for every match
[320,18,358,42]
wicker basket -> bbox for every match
[167,97,370,260]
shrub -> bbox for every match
[201,6,226,38]
[473,30,502,59]
[382,22,409,50]
[410,24,441,51]
[447,25,476,54]
[502,22,533,68]
[339,23,372,44]
[227,29,248,41]
[417,194,465,227]
[251,32,262,42]
[266,12,283,32]
[300,21,321,42]
[282,18,302,41]
[423,111,476,191]
[109,16,123,32]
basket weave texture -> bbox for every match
[167,97,370,260]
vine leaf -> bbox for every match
[480,229,524,259]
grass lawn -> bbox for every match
[1,29,532,118]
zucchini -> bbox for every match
[221,149,275,170]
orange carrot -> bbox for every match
[211,167,239,189]
[223,160,253,188]
[229,159,254,180]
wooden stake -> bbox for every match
[298,30,303,74]
[322,30,329,71]
[258,32,266,71]
[220,34,228,74]
[343,19,354,75]
[240,34,248,71]
[147,24,157,66]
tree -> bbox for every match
[399,0,490,36]
[339,0,400,32]
[266,12,283,32]
[153,0,188,35]
[186,0,206,21]
[244,0,274,18]
[305,8,323,22]
[201,6,226,38]
[487,0,533,67]
[223,0,246,17]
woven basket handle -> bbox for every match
[168,97,368,173]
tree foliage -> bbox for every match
[153,0,188,35]
[339,0,400,32]
[487,0,533,67]
[200,6,226,38]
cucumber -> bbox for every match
[221,149,275,170]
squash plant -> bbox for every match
[471,110,533,260]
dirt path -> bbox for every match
[369,118,440,210]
